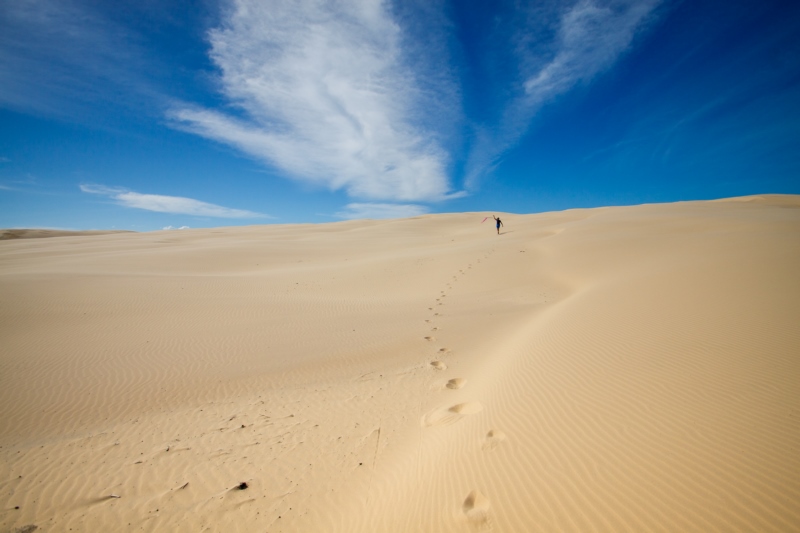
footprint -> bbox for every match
[431,327,439,331]
[421,402,482,427]
[438,347,449,353]
[430,361,447,370]
[481,429,507,451]
[446,378,466,390]
[462,490,491,527]
[449,402,482,414]
[424,336,436,342]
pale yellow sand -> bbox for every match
[1,195,799,532]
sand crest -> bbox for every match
[1,195,799,532]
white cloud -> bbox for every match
[169,0,458,203]
[465,0,660,186]
[335,202,428,220]
[523,0,658,102]
[80,184,266,218]
[162,225,191,230]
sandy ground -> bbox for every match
[1,195,799,532]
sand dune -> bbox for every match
[1,195,799,532]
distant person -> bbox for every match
[493,215,503,235]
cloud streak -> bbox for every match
[524,0,659,103]
[80,184,266,218]
[170,0,458,203]
[465,0,660,186]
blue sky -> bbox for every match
[1,0,799,230]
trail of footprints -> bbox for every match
[420,247,501,527]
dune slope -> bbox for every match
[1,196,799,532]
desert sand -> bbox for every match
[1,195,799,532]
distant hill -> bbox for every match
[0,229,135,240]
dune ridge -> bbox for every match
[1,195,799,532]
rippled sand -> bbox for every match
[2,195,799,532]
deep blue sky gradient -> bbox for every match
[1,0,799,230]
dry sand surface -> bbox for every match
[1,195,799,532]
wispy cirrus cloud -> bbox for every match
[80,184,266,219]
[169,0,459,204]
[524,1,659,101]
[335,202,429,220]
[5,0,664,221]
[465,0,661,186]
